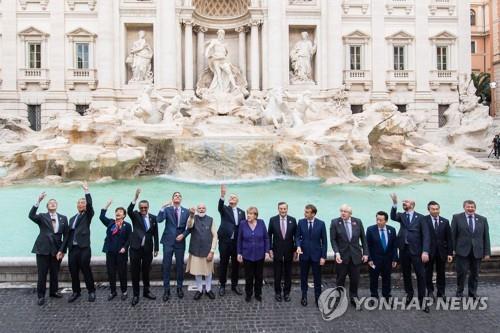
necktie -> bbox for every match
[344,220,351,241]
[174,207,179,226]
[233,208,239,226]
[143,215,149,231]
[434,217,439,230]
[72,214,80,229]
[51,218,57,232]
[468,215,474,233]
[308,221,313,237]
[281,218,287,239]
[405,213,410,224]
[380,229,387,251]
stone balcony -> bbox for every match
[18,68,50,90]
[343,70,371,91]
[66,68,98,90]
[386,70,415,91]
[430,70,458,90]
[429,0,455,16]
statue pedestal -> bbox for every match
[202,90,245,116]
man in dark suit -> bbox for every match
[217,184,245,296]
[296,204,327,307]
[451,200,491,298]
[62,181,96,303]
[366,211,398,299]
[268,202,297,302]
[330,204,368,306]
[128,188,159,306]
[424,201,453,299]
[157,191,191,301]
[390,193,430,312]
[28,192,68,306]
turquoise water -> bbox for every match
[1,169,499,257]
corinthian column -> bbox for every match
[183,19,194,92]
[235,26,248,79]
[195,26,208,80]
[250,19,261,92]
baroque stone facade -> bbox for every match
[0,0,472,129]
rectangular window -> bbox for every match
[393,46,405,70]
[75,43,89,69]
[438,104,449,128]
[437,46,448,71]
[471,41,476,54]
[350,45,361,70]
[28,43,41,69]
[28,105,42,131]
[397,104,407,113]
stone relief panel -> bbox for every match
[289,26,317,85]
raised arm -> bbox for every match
[99,199,113,227]
[218,184,226,215]
[389,193,402,223]
[82,181,94,219]
[29,192,46,224]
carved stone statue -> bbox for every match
[126,30,153,83]
[290,31,317,84]
[261,88,287,129]
[161,94,192,124]
[130,84,166,124]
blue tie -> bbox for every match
[405,213,410,224]
[143,215,149,232]
[468,215,474,233]
[380,229,387,251]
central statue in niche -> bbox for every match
[196,29,248,115]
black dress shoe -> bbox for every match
[121,293,128,301]
[275,294,282,302]
[423,305,430,313]
[177,288,184,299]
[108,292,117,301]
[232,286,243,295]
[193,291,202,300]
[206,290,216,300]
[219,286,226,297]
[88,292,96,302]
[315,298,319,308]
[301,297,307,307]
[37,297,45,306]
[245,295,251,302]
[284,294,291,302]
[49,292,63,298]
[131,296,139,306]
[68,293,81,303]
[350,298,356,307]
[255,295,262,302]
[162,289,170,302]
[144,292,156,300]
[405,295,413,306]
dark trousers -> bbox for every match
[425,254,446,296]
[243,259,264,297]
[219,240,239,287]
[456,251,481,296]
[36,254,61,298]
[162,246,185,289]
[369,259,392,298]
[106,252,128,294]
[130,247,153,297]
[68,246,95,294]
[273,257,292,295]
[336,260,361,298]
[400,245,426,301]
[300,259,321,300]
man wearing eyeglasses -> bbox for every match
[127,188,159,306]
[29,192,69,306]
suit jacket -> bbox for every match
[296,218,327,262]
[157,205,190,249]
[268,215,297,261]
[390,206,430,256]
[366,225,398,264]
[99,209,132,253]
[127,202,159,253]
[425,215,453,259]
[330,217,368,265]
[62,193,94,252]
[217,198,246,242]
[28,206,69,256]
[451,212,491,259]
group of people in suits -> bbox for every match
[29,183,491,311]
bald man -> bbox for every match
[217,185,245,296]
[390,193,430,312]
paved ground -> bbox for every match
[0,277,499,333]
